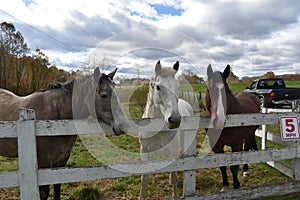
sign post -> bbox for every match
[279,116,300,141]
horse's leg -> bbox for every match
[242,142,250,177]
[39,185,50,200]
[170,172,178,198]
[220,166,229,192]
[243,164,249,176]
[139,143,151,200]
[231,144,243,189]
[212,143,229,192]
[53,184,61,200]
[243,133,258,177]
[230,165,240,189]
[252,137,258,151]
[139,174,148,200]
[52,154,72,200]
[218,152,229,191]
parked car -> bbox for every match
[244,78,300,108]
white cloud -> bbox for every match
[1,0,300,78]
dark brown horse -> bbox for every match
[205,64,260,191]
[0,68,129,200]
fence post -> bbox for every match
[293,141,300,180]
[17,109,40,200]
[183,129,196,197]
[261,107,268,150]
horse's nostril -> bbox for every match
[168,115,181,129]
[168,116,179,124]
[212,117,225,129]
[213,118,217,126]
[168,116,172,123]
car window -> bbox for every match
[250,81,257,89]
[257,79,285,89]
[277,79,284,86]
[257,80,266,89]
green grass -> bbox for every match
[1,81,300,199]
[69,185,103,200]
[0,133,297,200]
[285,81,300,88]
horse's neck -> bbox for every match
[226,86,242,114]
[142,93,163,118]
[72,78,95,119]
[26,89,73,120]
[178,99,193,116]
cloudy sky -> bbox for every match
[1,0,300,78]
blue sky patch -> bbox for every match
[150,3,184,16]
[126,9,158,21]
[23,0,34,7]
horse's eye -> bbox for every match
[100,93,108,98]
[156,86,160,91]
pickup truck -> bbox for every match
[244,78,300,108]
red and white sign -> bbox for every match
[279,116,300,140]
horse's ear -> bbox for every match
[93,67,101,81]
[223,64,231,80]
[108,68,118,80]
[207,64,213,78]
[155,60,161,74]
[173,61,179,71]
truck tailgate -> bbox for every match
[272,88,300,101]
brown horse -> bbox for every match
[0,68,129,200]
[205,64,260,191]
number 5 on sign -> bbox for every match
[279,116,300,140]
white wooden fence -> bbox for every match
[0,109,300,199]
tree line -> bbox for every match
[0,22,76,96]
[2,21,298,95]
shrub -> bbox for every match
[129,84,149,118]
[69,185,103,200]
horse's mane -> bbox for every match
[40,75,92,94]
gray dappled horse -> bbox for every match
[205,64,259,191]
[139,61,194,199]
[0,68,129,200]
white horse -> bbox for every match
[139,60,194,199]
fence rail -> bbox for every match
[0,109,300,199]
[2,112,298,137]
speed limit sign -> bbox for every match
[279,116,300,140]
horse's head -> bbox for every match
[206,64,230,129]
[150,60,181,129]
[92,68,129,135]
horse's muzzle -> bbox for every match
[167,115,181,129]
[112,121,129,136]
[212,117,226,129]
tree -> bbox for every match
[263,71,276,78]
[0,22,30,91]
[178,69,203,84]
[0,22,74,95]
[227,70,239,82]
[82,56,111,75]
[14,31,29,94]
[0,22,16,88]
[31,48,49,91]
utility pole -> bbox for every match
[137,69,140,85]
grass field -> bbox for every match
[1,80,300,199]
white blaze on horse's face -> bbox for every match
[207,65,227,129]
[215,82,226,128]
[152,61,181,129]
